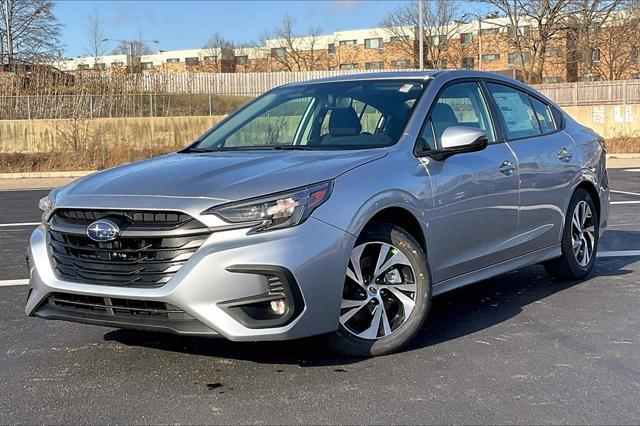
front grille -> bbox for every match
[47,209,211,288]
[46,292,191,320]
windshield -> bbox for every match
[190,79,427,151]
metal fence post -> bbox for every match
[149,93,153,117]
[208,93,212,116]
[26,95,31,120]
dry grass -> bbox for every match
[605,137,640,153]
[0,145,180,173]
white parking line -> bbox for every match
[0,222,40,228]
[611,190,640,197]
[598,250,640,258]
[611,201,640,205]
[623,169,640,172]
[0,279,29,287]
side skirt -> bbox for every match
[432,245,561,296]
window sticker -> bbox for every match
[399,84,413,93]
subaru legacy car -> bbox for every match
[26,71,609,356]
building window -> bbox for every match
[481,53,500,62]
[390,35,410,42]
[76,64,90,70]
[542,76,562,83]
[96,63,106,70]
[111,62,124,67]
[507,26,531,38]
[461,57,474,69]
[166,58,180,63]
[141,62,154,70]
[271,47,287,58]
[460,33,473,44]
[339,39,357,46]
[235,55,248,65]
[204,55,217,62]
[185,57,199,66]
[328,43,336,54]
[391,59,410,68]
[544,49,561,57]
[479,27,499,35]
[364,38,383,49]
[508,52,530,64]
[592,48,600,63]
[339,63,357,70]
[364,61,384,70]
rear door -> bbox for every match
[419,81,520,283]
[484,82,579,253]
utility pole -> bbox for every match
[478,17,482,71]
[418,0,424,70]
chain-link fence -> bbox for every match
[0,93,252,120]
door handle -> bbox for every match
[499,160,516,175]
[558,147,572,162]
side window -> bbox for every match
[427,82,496,146]
[529,96,556,134]
[418,119,435,151]
[486,83,541,139]
[225,97,313,147]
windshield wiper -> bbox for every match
[270,145,314,151]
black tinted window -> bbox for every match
[486,83,541,139]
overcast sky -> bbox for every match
[56,0,483,58]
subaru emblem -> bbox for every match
[86,219,120,242]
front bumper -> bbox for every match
[26,217,355,341]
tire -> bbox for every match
[544,188,599,280]
[326,222,431,357]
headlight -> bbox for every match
[203,181,333,232]
[38,190,58,222]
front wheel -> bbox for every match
[544,188,599,280]
[326,223,431,357]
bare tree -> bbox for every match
[84,9,106,70]
[594,5,640,79]
[380,0,461,69]
[483,0,572,83]
[202,31,235,72]
[565,0,627,80]
[0,0,62,70]
[264,14,324,71]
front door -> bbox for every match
[419,81,520,283]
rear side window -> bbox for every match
[486,83,541,140]
[529,96,556,134]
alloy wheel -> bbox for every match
[340,242,417,340]
[571,200,596,267]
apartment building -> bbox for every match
[55,17,640,83]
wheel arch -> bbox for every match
[360,206,427,256]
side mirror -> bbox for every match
[428,126,488,160]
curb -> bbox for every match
[0,170,96,179]
[606,153,640,159]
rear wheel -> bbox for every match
[326,223,430,357]
[544,188,599,280]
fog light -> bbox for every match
[270,299,286,315]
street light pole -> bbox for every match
[418,0,424,70]
[478,17,482,71]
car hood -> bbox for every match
[58,150,386,205]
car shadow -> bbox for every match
[105,255,639,367]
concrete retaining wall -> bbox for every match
[0,115,224,153]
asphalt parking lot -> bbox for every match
[0,168,638,424]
